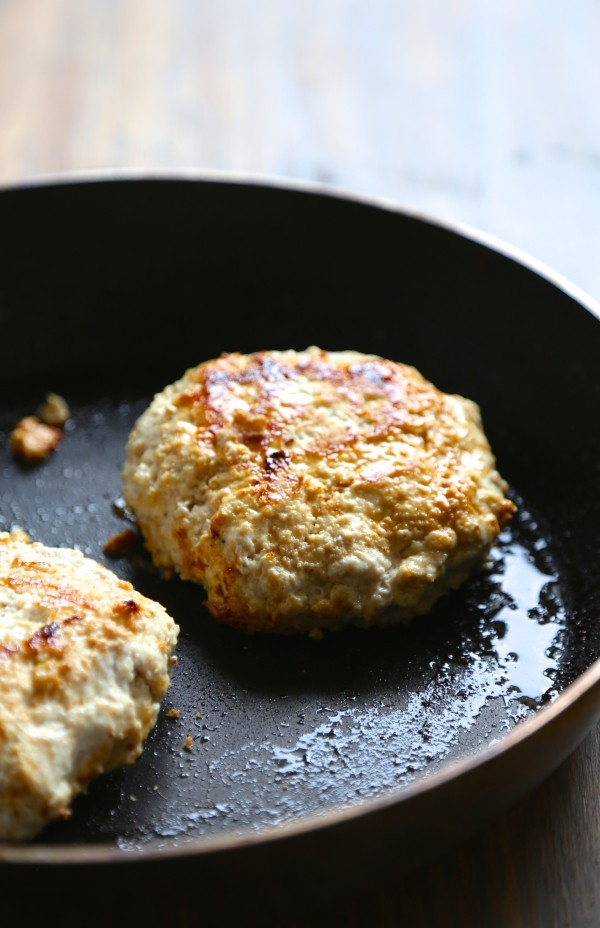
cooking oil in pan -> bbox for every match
[0,399,575,846]
[104,497,570,849]
[241,522,565,804]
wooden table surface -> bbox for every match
[1,2,599,925]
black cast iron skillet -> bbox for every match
[0,174,599,924]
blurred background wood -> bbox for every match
[1,1,599,925]
[1,0,599,301]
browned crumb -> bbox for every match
[9,393,70,465]
[36,393,70,428]
[9,416,62,463]
[183,735,193,752]
[103,528,138,558]
[166,708,180,719]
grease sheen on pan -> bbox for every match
[122,347,515,634]
[0,533,179,841]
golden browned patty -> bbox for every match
[0,532,178,841]
[122,347,515,634]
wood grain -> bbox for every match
[1,0,599,299]
[0,2,599,925]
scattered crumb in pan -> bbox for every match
[122,346,516,635]
[9,393,70,464]
[183,735,194,752]
[9,415,62,463]
[36,392,71,428]
[166,707,181,719]
[103,527,138,558]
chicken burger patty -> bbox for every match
[122,347,515,634]
[0,532,178,841]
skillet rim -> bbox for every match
[1,167,598,319]
[0,169,599,866]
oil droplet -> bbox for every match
[489,541,564,700]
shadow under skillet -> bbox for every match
[0,380,581,849]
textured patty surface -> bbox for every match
[122,347,515,633]
[0,533,178,841]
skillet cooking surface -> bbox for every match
[0,392,573,846]
[0,177,599,858]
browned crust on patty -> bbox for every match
[0,533,179,841]
[123,347,515,633]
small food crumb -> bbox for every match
[195,711,203,719]
[103,528,138,558]
[10,393,71,464]
[36,393,70,428]
[166,708,180,719]
[9,416,62,463]
[184,735,193,752]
